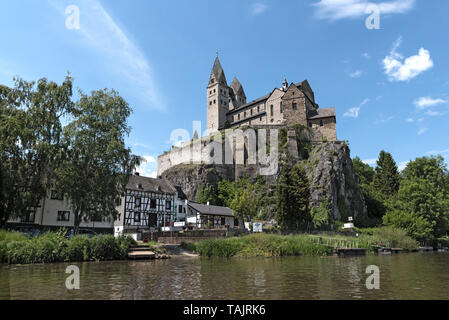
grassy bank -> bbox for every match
[181,227,419,258]
[0,229,136,264]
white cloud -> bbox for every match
[362,158,377,166]
[417,128,428,135]
[135,155,157,177]
[406,118,414,123]
[426,148,449,157]
[49,0,165,111]
[398,161,408,171]
[251,3,269,15]
[362,52,371,59]
[349,70,363,78]
[344,107,360,118]
[413,96,446,109]
[425,110,441,117]
[344,98,370,118]
[382,36,433,82]
[312,0,414,21]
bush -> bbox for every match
[0,229,28,243]
[193,234,333,258]
[0,229,137,264]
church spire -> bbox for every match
[209,56,227,87]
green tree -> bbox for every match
[0,76,74,227]
[373,151,400,198]
[229,188,258,223]
[311,198,331,229]
[383,156,449,243]
[352,157,375,185]
[276,163,310,230]
[55,88,140,232]
[196,184,220,205]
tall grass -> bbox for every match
[183,227,419,258]
[0,229,137,264]
[187,234,333,258]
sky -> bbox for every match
[1,0,448,177]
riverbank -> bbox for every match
[0,229,136,264]
[180,227,419,258]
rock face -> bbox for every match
[161,135,366,220]
[162,164,234,200]
[303,142,366,220]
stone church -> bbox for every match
[206,56,337,141]
[157,56,338,177]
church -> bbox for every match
[157,56,338,177]
[206,56,337,141]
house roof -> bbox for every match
[188,201,234,217]
[127,175,176,194]
[308,107,336,120]
[227,93,271,115]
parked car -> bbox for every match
[66,228,98,239]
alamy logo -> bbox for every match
[365,265,380,290]
[168,122,279,176]
[65,5,80,30]
[365,4,380,30]
[65,265,80,290]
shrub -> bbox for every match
[0,230,137,264]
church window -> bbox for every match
[209,101,212,106]
[238,114,240,120]
[213,89,216,93]
[309,122,312,128]
[244,112,246,118]
[214,100,216,104]
[320,120,324,127]
[280,102,283,113]
[251,109,253,116]
[293,103,297,110]
[270,105,274,116]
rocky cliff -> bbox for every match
[161,130,366,221]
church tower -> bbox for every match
[229,77,246,110]
[207,56,229,134]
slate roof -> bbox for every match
[127,175,176,194]
[188,201,234,217]
[308,107,336,120]
[227,93,271,115]
[210,57,227,85]
[230,77,246,98]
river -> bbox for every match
[1,252,449,300]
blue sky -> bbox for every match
[1,0,448,177]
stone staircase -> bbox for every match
[127,245,155,260]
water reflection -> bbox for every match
[1,253,449,300]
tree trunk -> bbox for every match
[74,209,81,234]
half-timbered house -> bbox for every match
[114,174,178,237]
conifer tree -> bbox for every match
[276,163,310,230]
[373,150,400,198]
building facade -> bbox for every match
[158,56,339,177]
[206,56,337,141]
[6,175,190,236]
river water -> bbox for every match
[1,252,449,300]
